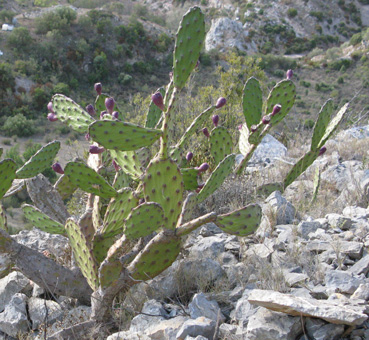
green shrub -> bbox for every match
[337,76,344,84]
[53,83,70,96]
[3,114,37,137]
[303,119,315,130]
[300,80,311,88]
[310,11,324,21]
[350,32,362,45]
[118,73,133,85]
[287,8,298,18]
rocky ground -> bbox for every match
[0,125,368,339]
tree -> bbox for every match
[6,27,32,53]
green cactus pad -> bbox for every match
[181,168,199,191]
[317,102,349,149]
[65,218,99,290]
[22,204,65,235]
[176,106,216,150]
[173,7,205,89]
[239,124,252,155]
[94,93,109,115]
[0,159,17,200]
[113,170,131,190]
[16,141,60,179]
[3,179,25,199]
[110,150,143,180]
[311,166,321,204]
[92,195,103,231]
[266,79,296,125]
[89,120,162,152]
[243,77,263,130]
[124,202,165,239]
[130,234,181,281]
[311,99,333,151]
[102,188,139,237]
[99,251,123,289]
[283,149,320,189]
[136,147,151,169]
[54,175,78,200]
[0,203,7,232]
[64,161,117,199]
[52,94,95,133]
[256,182,284,197]
[197,154,236,203]
[0,148,2,158]
[210,126,233,164]
[146,88,165,128]
[177,192,197,226]
[215,204,262,236]
[78,209,95,244]
[143,158,184,230]
[92,233,116,264]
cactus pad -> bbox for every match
[181,168,199,191]
[176,106,216,150]
[92,233,116,264]
[0,148,2,158]
[316,102,349,149]
[197,154,235,203]
[177,192,197,225]
[256,182,284,197]
[65,218,99,290]
[0,203,7,232]
[243,77,263,130]
[78,209,95,244]
[54,175,77,200]
[95,93,109,115]
[173,7,205,89]
[89,120,162,152]
[283,149,320,189]
[130,233,181,280]
[210,126,233,164]
[22,204,65,235]
[146,87,165,128]
[136,147,151,169]
[143,158,184,230]
[239,123,252,155]
[0,159,17,200]
[65,161,117,199]
[214,204,262,236]
[102,188,139,237]
[266,79,296,125]
[311,166,321,204]
[52,94,95,133]
[113,170,131,190]
[99,240,124,288]
[110,150,143,180]
[124,202,164,239]
[311,99,333,151]
[16,141,60,179]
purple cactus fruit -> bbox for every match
[286,69,293,80]
[318,146,327,156]
[105,97,115,114]
[202,127,210,138]
[47,102,54,113]
[94,83,102,95]
[112,160,120,172]
[186,152,193,162]
[89,145,105,154]
[196,183,204,193]
[47,113,58,122]
[212,114,219,127]
[100,110,107,119]
[197,163,209,172]
[271,104,282,116]
[262,115,271,125]
[151,92,165,111]
[52,162,64,175]
[215,97,226,109]
[86,104,96,116]
[250,125,258,132]
[112,111,119,119]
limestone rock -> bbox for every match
[28,297,63,330]
[248,289,368,326]
[176,317,216,340]
[189,292,225,323]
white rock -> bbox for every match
[28,297,63,329]
[189,292,225,323]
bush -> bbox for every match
[118,73,132,85]
[350,32,362,45]
[303,119,315,130]
[287,8,298,18]
[35,6,77,34]
[3,114,37,137]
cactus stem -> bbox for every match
[176,212,217,236]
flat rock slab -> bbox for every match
[248,289,368,326]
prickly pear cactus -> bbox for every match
[0,204,7,232]
[210,127,233,164]
[16,141,60,179]
[243,77,263,130]
[0,159,17,200]
[173,6,205,90]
